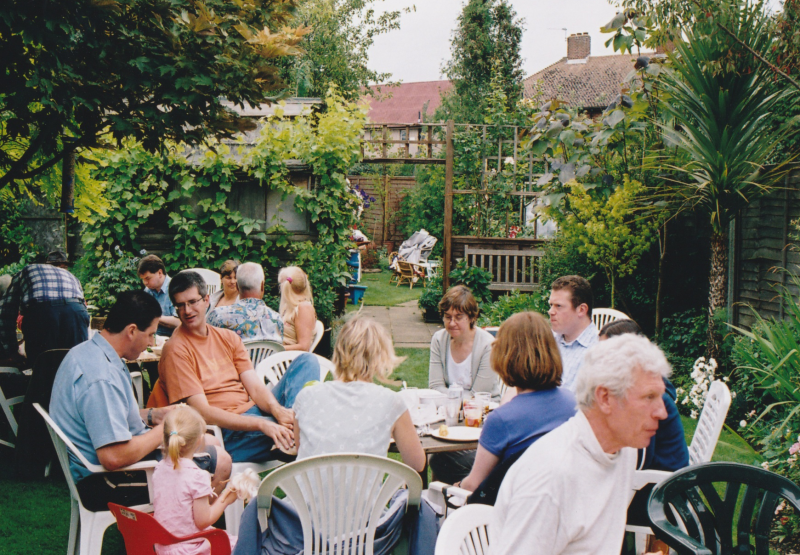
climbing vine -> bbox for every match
[82,89,367,323]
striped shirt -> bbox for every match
[0,264,84,355]
[555,323,599,392]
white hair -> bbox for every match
[574,334,671,410]
[235,262,264,295]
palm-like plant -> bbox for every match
[657,3,798,358]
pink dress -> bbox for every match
[152,458,237,555]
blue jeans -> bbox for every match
[222,353,320,463]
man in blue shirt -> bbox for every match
[50,291,231,511]
[137,254,180,337]
[548,275,599,391]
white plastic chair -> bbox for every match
[626,380,732,549]
[183,268,221,296]
[256,453,422,555]
[434,503,493,555]
[255,351,334,389]
[243,339,285,368]
[34,403,156,555]
[591,308,628,330]
[0,366,25,448]
[310,320,325,353]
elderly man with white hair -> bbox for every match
[206,262,283,343]
[490,334,670,555]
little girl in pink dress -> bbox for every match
[153,406,238,555]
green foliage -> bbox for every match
[0,0,308,190]
[83,247,146,315]
[448,260,493,306]
[418,276,444,313]
[658,308,708,398]
[82,89,367,324]
[0,192,38,267]
[438,0,524,123]
[559,177,658,306]
[477,290,544,326]
[280,0,410,100]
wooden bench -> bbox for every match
[464,247,544,291]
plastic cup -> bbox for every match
[445,398,460,426]
[464,400,482,428]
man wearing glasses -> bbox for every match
[158,271,319,463]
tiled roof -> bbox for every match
[524,53,654,111]
[364,81,453,124]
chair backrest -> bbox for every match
[310,320,325,353]
[183,268,221,295]
[256,453,422,555]
[434,504,493,555]
[648,462,800,555]
[109,503,232,555]
[243,340,285,368]
[689,380,732,465]
[33,403,88,504]
[255,352,334,388]
[590,308,628,331]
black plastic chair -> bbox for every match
[647,462,800,555]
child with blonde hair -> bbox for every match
[152,406,238,555]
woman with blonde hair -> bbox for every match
[152,406,238,554]
[457,312,576,503]
[208,259,240,311]
[278,266,316,351]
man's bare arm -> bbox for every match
[96,426,164,471]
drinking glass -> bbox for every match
[464,400,482,428]
[444,398,460,426]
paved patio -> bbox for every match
[357,300,442,348]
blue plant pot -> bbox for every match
[349,285,367,305]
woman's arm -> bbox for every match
[428,332,448,394]
[284,303,315,352]
[459,445,500,491]
[192,486,238,529]
[391,410,426,472]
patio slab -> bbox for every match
[357,301,442,348]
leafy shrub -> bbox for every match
[418,276,443,313]
[83,247,146,315]
[477,290,545,326]
[448,260,493,306]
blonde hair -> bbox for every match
[163,406,206,469]
[491,312,562,390]
[278,266,314,318]
[333,316,404,382]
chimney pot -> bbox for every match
[567,33,591,60]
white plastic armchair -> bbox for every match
[255,351,334,389]
[183,268,221,295]
[591,308,628,330]
[434,503,493,555]
[256,453,422,555]
[0,366,25,448]
[243,339,285,368]
[34,403,157,555]
[310,320,325,353]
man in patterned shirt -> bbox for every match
[549,275,599,391]
[206,262,283,343]
[0,251,90,367]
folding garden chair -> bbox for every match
[183,268,221,295]
[243,339,285,368]
[648,462,800,555]
[396,261,424,289]
[255,351,334,389]
[310,320,325,353]
[434,504,493,555]
[591,308,628,330]
[256,453,422,555]
[0,366,26,448]
[109,503,231,555]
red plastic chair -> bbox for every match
[108,503,232,555]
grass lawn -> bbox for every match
[345,270,424,311]
[0,348,763,555]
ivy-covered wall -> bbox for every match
[81,90,367,323]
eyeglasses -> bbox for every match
[175,297,205,311]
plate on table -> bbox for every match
[431,426,481,442]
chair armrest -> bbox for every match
[172,528,232,555]
[0,366,22,375]
[632,469,672,491]
[130,372,143,409]
[429,481,473,510]
[650,520,714,555]
[207,425,225,448]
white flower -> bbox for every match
[690,410,698,419]
[775,500,786,515]
[504,157,515,165]
[740,420,747,428]
[761,461,770,470]
[731,391,737,399]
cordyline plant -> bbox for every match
[653,3,798,359]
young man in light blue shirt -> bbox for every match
[137,254,180,337]
[548,275,599,391]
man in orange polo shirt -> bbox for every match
[159,270,320,463]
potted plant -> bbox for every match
[418,276,443,323]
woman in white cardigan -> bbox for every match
[428,285,499,483]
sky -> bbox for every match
[367,0,623,84]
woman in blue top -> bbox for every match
[458,311,577,493]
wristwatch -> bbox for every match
[147,408,154,427]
